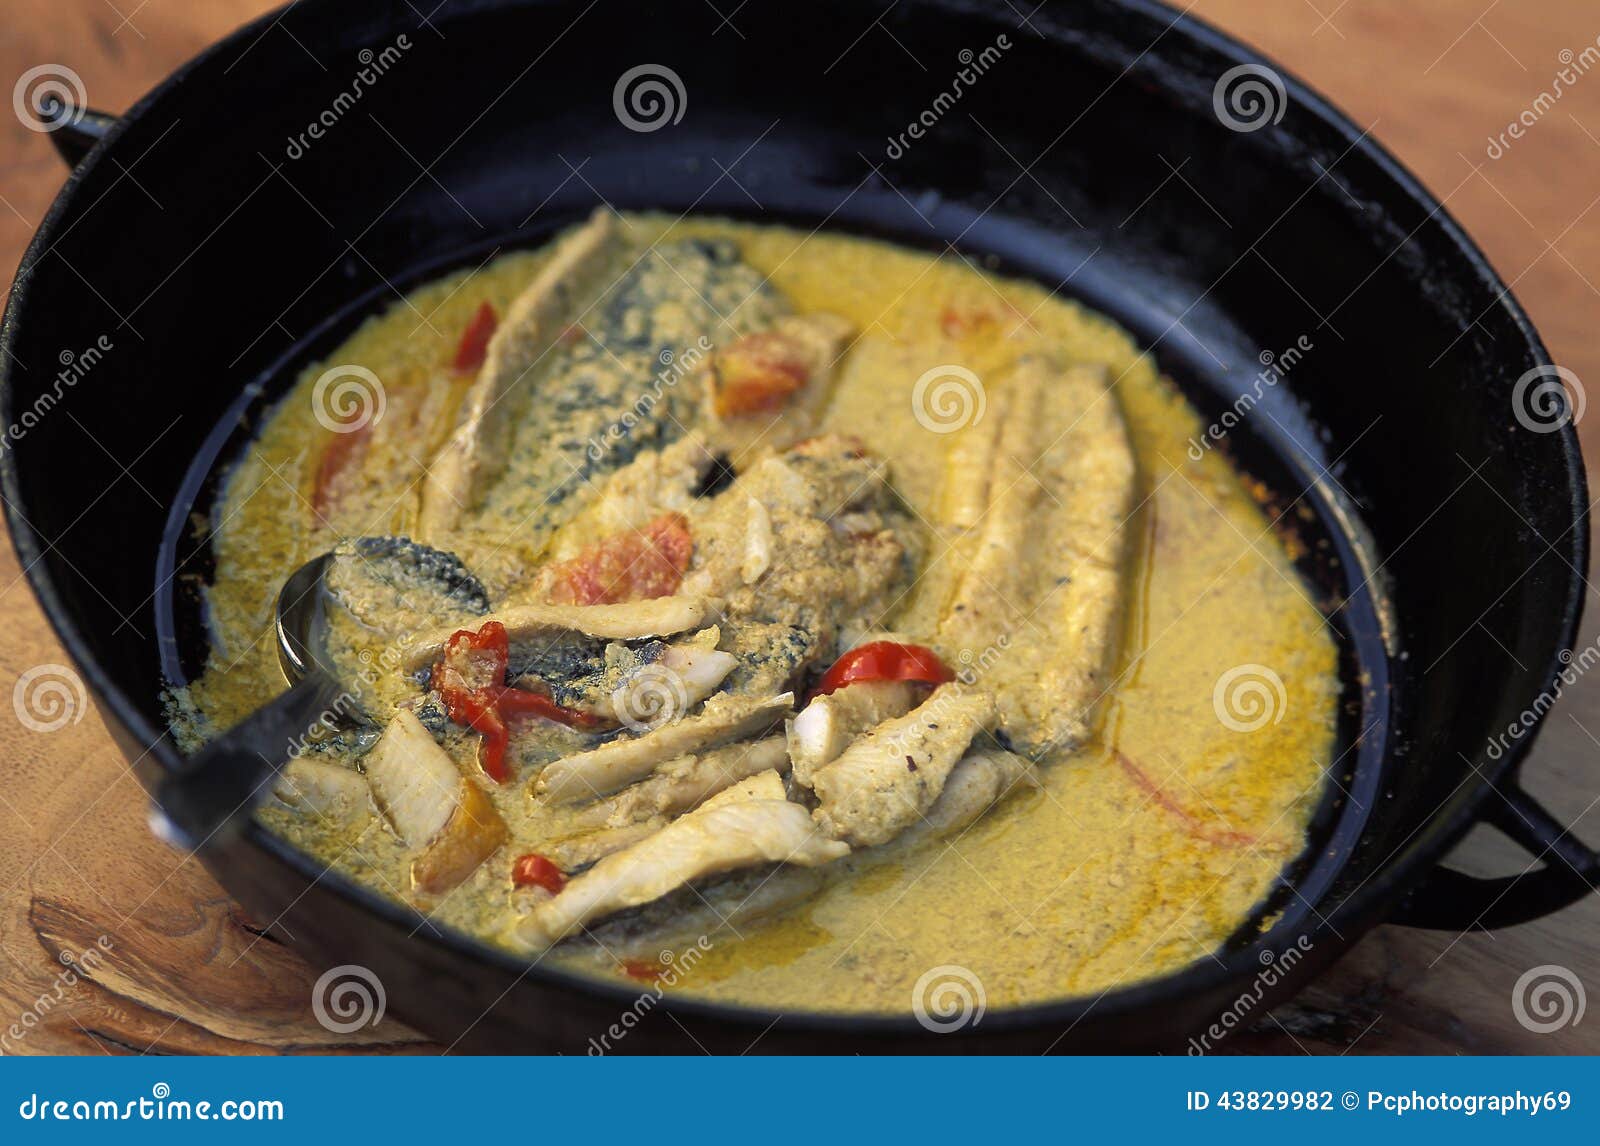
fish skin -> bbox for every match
[420,210,623,539]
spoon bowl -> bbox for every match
[155,537,486,848]
[276,552,335,685]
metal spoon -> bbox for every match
[152,539,487,850]
[151,555,345,850]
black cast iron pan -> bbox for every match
[3,0,1596,1051]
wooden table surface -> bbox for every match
[1,0,1597,1055]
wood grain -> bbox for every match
[0,0,1596,1054]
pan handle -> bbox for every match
[1390,782,1599,930]
[149,673,342,852]
[44,101,118,167]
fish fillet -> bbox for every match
[809,685,995,847]
[535,692,792,803]
[419,210,622,538]
[787,680,918,789]
[937,356,1137,755]
[397,595,719,671]
[903,748,1037,842]
[515,771,847,946]
[573,736,791,828]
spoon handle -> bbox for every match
[152,674,345,850]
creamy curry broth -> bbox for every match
[170,214,1338,1012]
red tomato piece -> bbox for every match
[464,705,511,783]
[433,621,509,694]
[492,685,599,729]
[813,641,954,698]
[511,853,567,894]
[540,513,693,606]
[711,332,812,417]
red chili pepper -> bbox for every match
[511,853,567,894]
[310,422,373,516]
[445,693,511,782]
[492,685,598,727]
[813,641,954,698]
[430,621,596,782]
[452,301,498,372]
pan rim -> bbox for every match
[0,0,1587,1040]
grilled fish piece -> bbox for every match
[272,758,373,829]
[809,685,996,847]
[535,692,793,804]
[578,864,828,958]
[514,770,847,947]
[902,748,1037,842]
[525,635,736,722]
[420,210,623,539]
[787,680,919,789]
[398,595,720,671]
[937,356,1137,755]
[572,736,790,828]
[363,710,508,893]
[545,821,665,870]
[938,386,1014,534]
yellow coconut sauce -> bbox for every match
[171,215,1338,1013]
